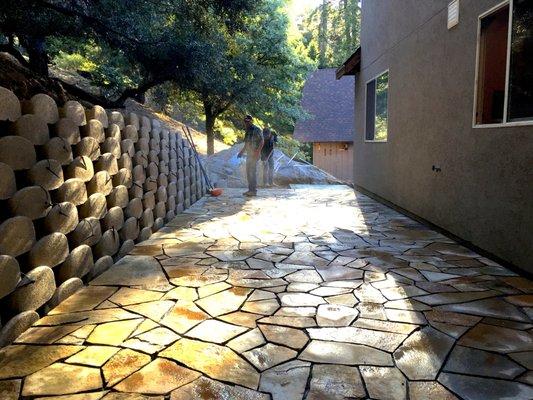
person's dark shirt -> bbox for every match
[261,130,277,160]
[244,124,263,155]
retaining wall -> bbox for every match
[0,87,206,346]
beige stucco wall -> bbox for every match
[354,0,533,273]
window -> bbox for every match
[366,71,389,141]
[475,0,533,126]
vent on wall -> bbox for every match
[448,0,460,29]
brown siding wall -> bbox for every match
[313,142,353,183]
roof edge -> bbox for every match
[336,47,361,79]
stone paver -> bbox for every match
[2,187,532,399]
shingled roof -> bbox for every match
[294,68,355,143]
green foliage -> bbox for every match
[277,134,312,162]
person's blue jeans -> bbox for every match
[263,156,274,186]
[246,155,258,193]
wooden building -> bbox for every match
[294,68,355,183]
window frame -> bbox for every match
[364,69,390,143]
[473,0,533,128]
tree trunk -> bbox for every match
[204,105,216,156]
[318,0,329,68]
[20,36,49,76]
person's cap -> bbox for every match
[244,115,253,121]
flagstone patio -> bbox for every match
[1,186,532,399]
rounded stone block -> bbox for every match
[48,277,83,309]
[148,149,159,164]
[135,138,149,155]
[0,311,39,347]
[101,206,124,231]
[0,216,35,257]
[119,217,139,241]
[154,217,165,231]
[81,119,105,143]
[118,153,132,170]
[43,202,79,234]
[112,168,132,188]
[60,100,86,126]
[0,162,17,200]
[27,159,64,190]
[53,178,87,206]
[121,138,135,158]
[149,138,160,152]
[75,136,100,161]
[132,164,146,183]
[0,86,21,121]
[102,137,121,159]
[147,162,158,180]
[133,151,148,168]
[69,217,102,247]
[10,113,49,145]
[138,226,152,242]
[140,208,154,229]
[156,186,168,203]
[79,192,107,219]
[93,229,120,259]
[86,255,113,281]
[6,266,56,313]
[65,156,94,182]
[129,182,144,199]
[166,195,176,211]
[142,191,156,210]
[117,239,135,258]
[94,153,118,176]
[54,117,81,145]
[106,123,121,141]
[141,115,151,130]
[86,171,113,196]
[107,185,129,209]
[123,125,139,142]
[57,244,93,281]
[158,173,168,188]
[23,93,59,124]
[125,198,143,219]
[0,255,21,300]
[167,182,177,197]
[29,232,69,269]
[126,112,140,130]
[8,186,51,220]
[108,111,125,129]
[43,137,73,166]
[155,202,167,219]
[159,161,169,175]
[0,136,36,170]
[86,105,108,128]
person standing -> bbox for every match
[261,127,278,187]
[238,115,264,197]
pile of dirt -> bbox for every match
[205,145,342,188]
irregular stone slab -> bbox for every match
[0,379,21,400]
[385,308,427,324]
[316,304,359,326]
[381,285,428,301]
[170,272,227,288]
[360,366,407,400]
[354,284,387,303]
[162,286,198,301]
[308,327,407,352]
[228,328,266,353]
[300,340,393,366]
[36,308,140,326]
[259,360,310,400]
[196,287,251,317]
[310,286,351,297]
[56,324,96,345]
[438,372,533,400]
[394,327,454,380]
[102,349,151,387]
[317,266,364,281]
[285,270,323,283]
[352,317,418,334]
[409,381,458,400]
[244,343,297,371]
[242,299,280,315]
[115,358,200,394]
[160,301,210,334]
[283,251,329,268]
[0,345,84,379]
[124,300,175,321]
[90,256,168,288]
[171,376,269,400]
[249,289,277,301]
[279,293,326,307]
[109,287,164,306]
[259,324,308,349]
[287,282,319,292]
[22,363,102,396]
[135,327,180,346]
[415,290,498,306]
[198,281,232,298]
[509,352,533,369]
[259,315,316,328]
[444,345,525,379]
[14,325,79,344]
[438,298,529,322]
[458,323,533,352]
[87,319,142,346]
[219,311,262,328]
[307,364,366,400]
[160,338,260,389]
[207,250,256,261]
[65,346,120,367]
[186,319,248,343]
[50,286,117,314]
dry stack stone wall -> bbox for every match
[0,87,207,347]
